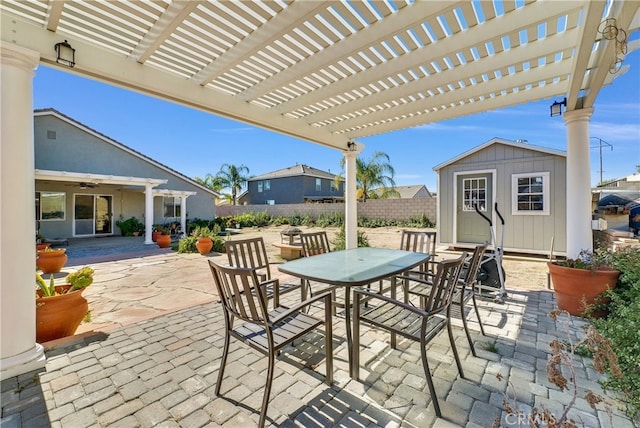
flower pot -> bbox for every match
[196,237,213,254]
[156,234,171,248]
[36,249,68,274]
[36,285,88,343]
[152,231,162,242]
[547,262,620,317]
[36,243,51,251]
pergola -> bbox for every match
[1,0,638,379]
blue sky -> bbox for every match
[33,47,639,193]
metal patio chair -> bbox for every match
[299,231,341,314]
[225,237,302,308]
[399,230,438,276]
[401,244,489,356]
[208,260,333,428]
[353,253,467,418]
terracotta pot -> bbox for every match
[152,231,162,242]
[196,237,213,254]
[36,243,51,251]
[547,262,620,317]
[36,285,88,343]
[156,234,171,248]
[36,249,68,274]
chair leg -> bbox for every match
[215,331,231,396]
[259,352,276,428]
[420,341,441,418]
[471,293,486,336]
[446,317,465,379]
[459,301,476,357]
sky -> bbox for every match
[32,44,639,193]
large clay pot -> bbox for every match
[36,249,68,274]
[196,237,213,254]
[36,285,88,343]
[152,231,162,242]
[36,243,51,251]
[156,234,171,248]
[548,262,620,317]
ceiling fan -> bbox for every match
[65,182,99,189]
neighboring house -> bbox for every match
[594,172,640,201]
[370,184,433,199]
[433,138,567,256]
[244,164,345,205]
[34,109,218,242]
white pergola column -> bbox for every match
[144,184,154,244]
[343,149,358,249]
[564,108,594,258]
[0,42,46,380]
[180,196,187,236]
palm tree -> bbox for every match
[341,151,398,201]
[214,164,251,205]
[194,173,224,192]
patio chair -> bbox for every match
[208,260,333,428]
[399,230,438,276]
[299,231,340,314]
[225,237,302,308]
[353,253,467,418]
[401,244,489,356]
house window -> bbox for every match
[331,181,338,192]
[512,172,550,215]
[316,178,322,191]
[264,180,270,190]
[39,192,66,220]
[462,178,486,211]
[163,197,182,218]
[257,182,263,192]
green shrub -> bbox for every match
[332,226,369,250]
[115,216,144,236]
[177,236,197,253]
[590,247,640,422]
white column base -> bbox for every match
[0,344,46,381]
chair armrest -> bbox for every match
[354,288,428,317]
[270,291,333,323]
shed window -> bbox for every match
[511,172,550,215]
[462,178,486,211]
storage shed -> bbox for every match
[433,138,567,256]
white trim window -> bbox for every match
[512,172,550,215]
[163,197,182,218]
[38,191,66,221]
[462,177,486,211]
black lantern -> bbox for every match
[550,98,566,117]
[54,40,75,68]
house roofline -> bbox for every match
[34,108,220,197]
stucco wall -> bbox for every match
[216,198,436,223]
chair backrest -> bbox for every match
[400,230,436,256]
[300,231,331,257]
[225,237,272,280]
[423,252,467,312]
[461,243,488,286]
[208,259,269,324]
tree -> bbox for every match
[194,173,224,192]
[341,151,398,202]
[214,164,251,205]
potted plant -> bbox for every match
[35,266,94,342]
[115,216,144,237]
[548,249,620,317]
[192,226,214,255]
[152,224,163,242]
[155,226,172,248]
[36,247,68,274]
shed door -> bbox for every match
[456,173,492,244]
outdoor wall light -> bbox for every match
[550,98,566,117]
[346,141,358,151]
[54,40,75,68]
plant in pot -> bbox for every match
[548,249,620,317]
[151,224,163,242]
[155,226,172,248]
[115,216,144,237]
[192,226,214,255]
[35,266,94,343]
[36,246,68,274]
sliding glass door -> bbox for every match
[74,194,113,236]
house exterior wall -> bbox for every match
[247,175,344,204]
[34,114,215,237]
[438,143,566,255]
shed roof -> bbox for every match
[433,137,567,171]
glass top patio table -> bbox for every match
[278,247,430,377]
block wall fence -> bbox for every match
[216,198,437,223]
